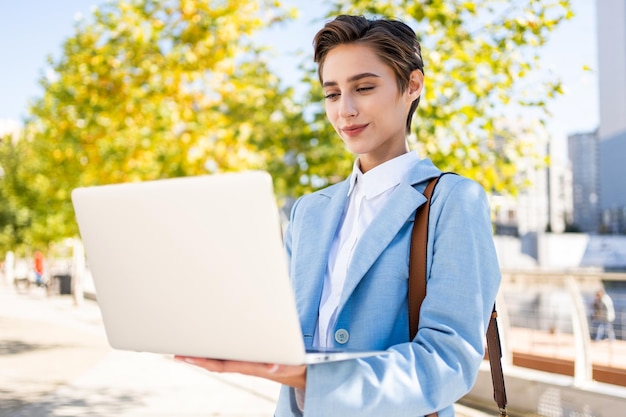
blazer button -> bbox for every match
[334,329,349,344]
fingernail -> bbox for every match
[268,364,280,374]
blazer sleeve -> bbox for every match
[298,177,501,417]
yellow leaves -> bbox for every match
[153,17,165,29]
[181,0,197,17]
[90,55,103,67]
[52,149,63,162]
[77,62,89,75]
[462,2,477,14]
[358,0,572,194]
[182,106,194,121]
[184,49,198,64]
[4,0,576,249]
[428,50,442,66]
[180,132,192,144]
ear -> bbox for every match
[407,69,424,101]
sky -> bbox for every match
[0,0,599,159]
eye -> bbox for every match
[357,86,375,93]
[324,92,340,101]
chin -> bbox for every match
[341,139,369,155]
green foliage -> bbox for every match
[0,134,31,253]
[0,0,573,249]
[11,0,315,249]
[326,0,572,193]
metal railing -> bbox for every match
[499,270,626,386]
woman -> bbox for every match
[177,15,501,417]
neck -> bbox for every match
[359,145,410,173]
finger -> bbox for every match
[188,358,264,375]
[267,363,280,374]
[221,360,269,375]
[175,356,227,372]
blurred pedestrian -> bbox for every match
[34,251,45,287]
[592,289,615,341]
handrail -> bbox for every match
[499,269,625,387]
[565,275,593,385]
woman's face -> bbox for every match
[321,43,422,172]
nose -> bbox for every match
[338,94,357,118]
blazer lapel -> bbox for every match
[338,158,442,309]
[294,180,350,340]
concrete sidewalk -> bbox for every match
[0,283,280,417]
[0,283,489,417]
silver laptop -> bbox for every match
[71,171,385,365]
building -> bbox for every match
[491,119,550,239]
[568,131,601,233]
[597,0,626,234]
[547,139,573,234]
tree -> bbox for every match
[4,0,574,249]
[320,0,573,193]
[15,0,315,248]
[0,133,33,254]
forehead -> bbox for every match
[321,43,393,84]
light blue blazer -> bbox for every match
[275,158,502,417]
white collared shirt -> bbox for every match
[315,151,420,347]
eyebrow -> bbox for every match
[322,72,380,88]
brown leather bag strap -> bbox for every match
[487,308,508,416]
[408,176,440,340]
[409,174,508,417]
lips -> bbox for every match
[341,123,368,137]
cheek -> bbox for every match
[325,103,337,124]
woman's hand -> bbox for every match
[174,356,307,390]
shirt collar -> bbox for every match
[347,151,420,199]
